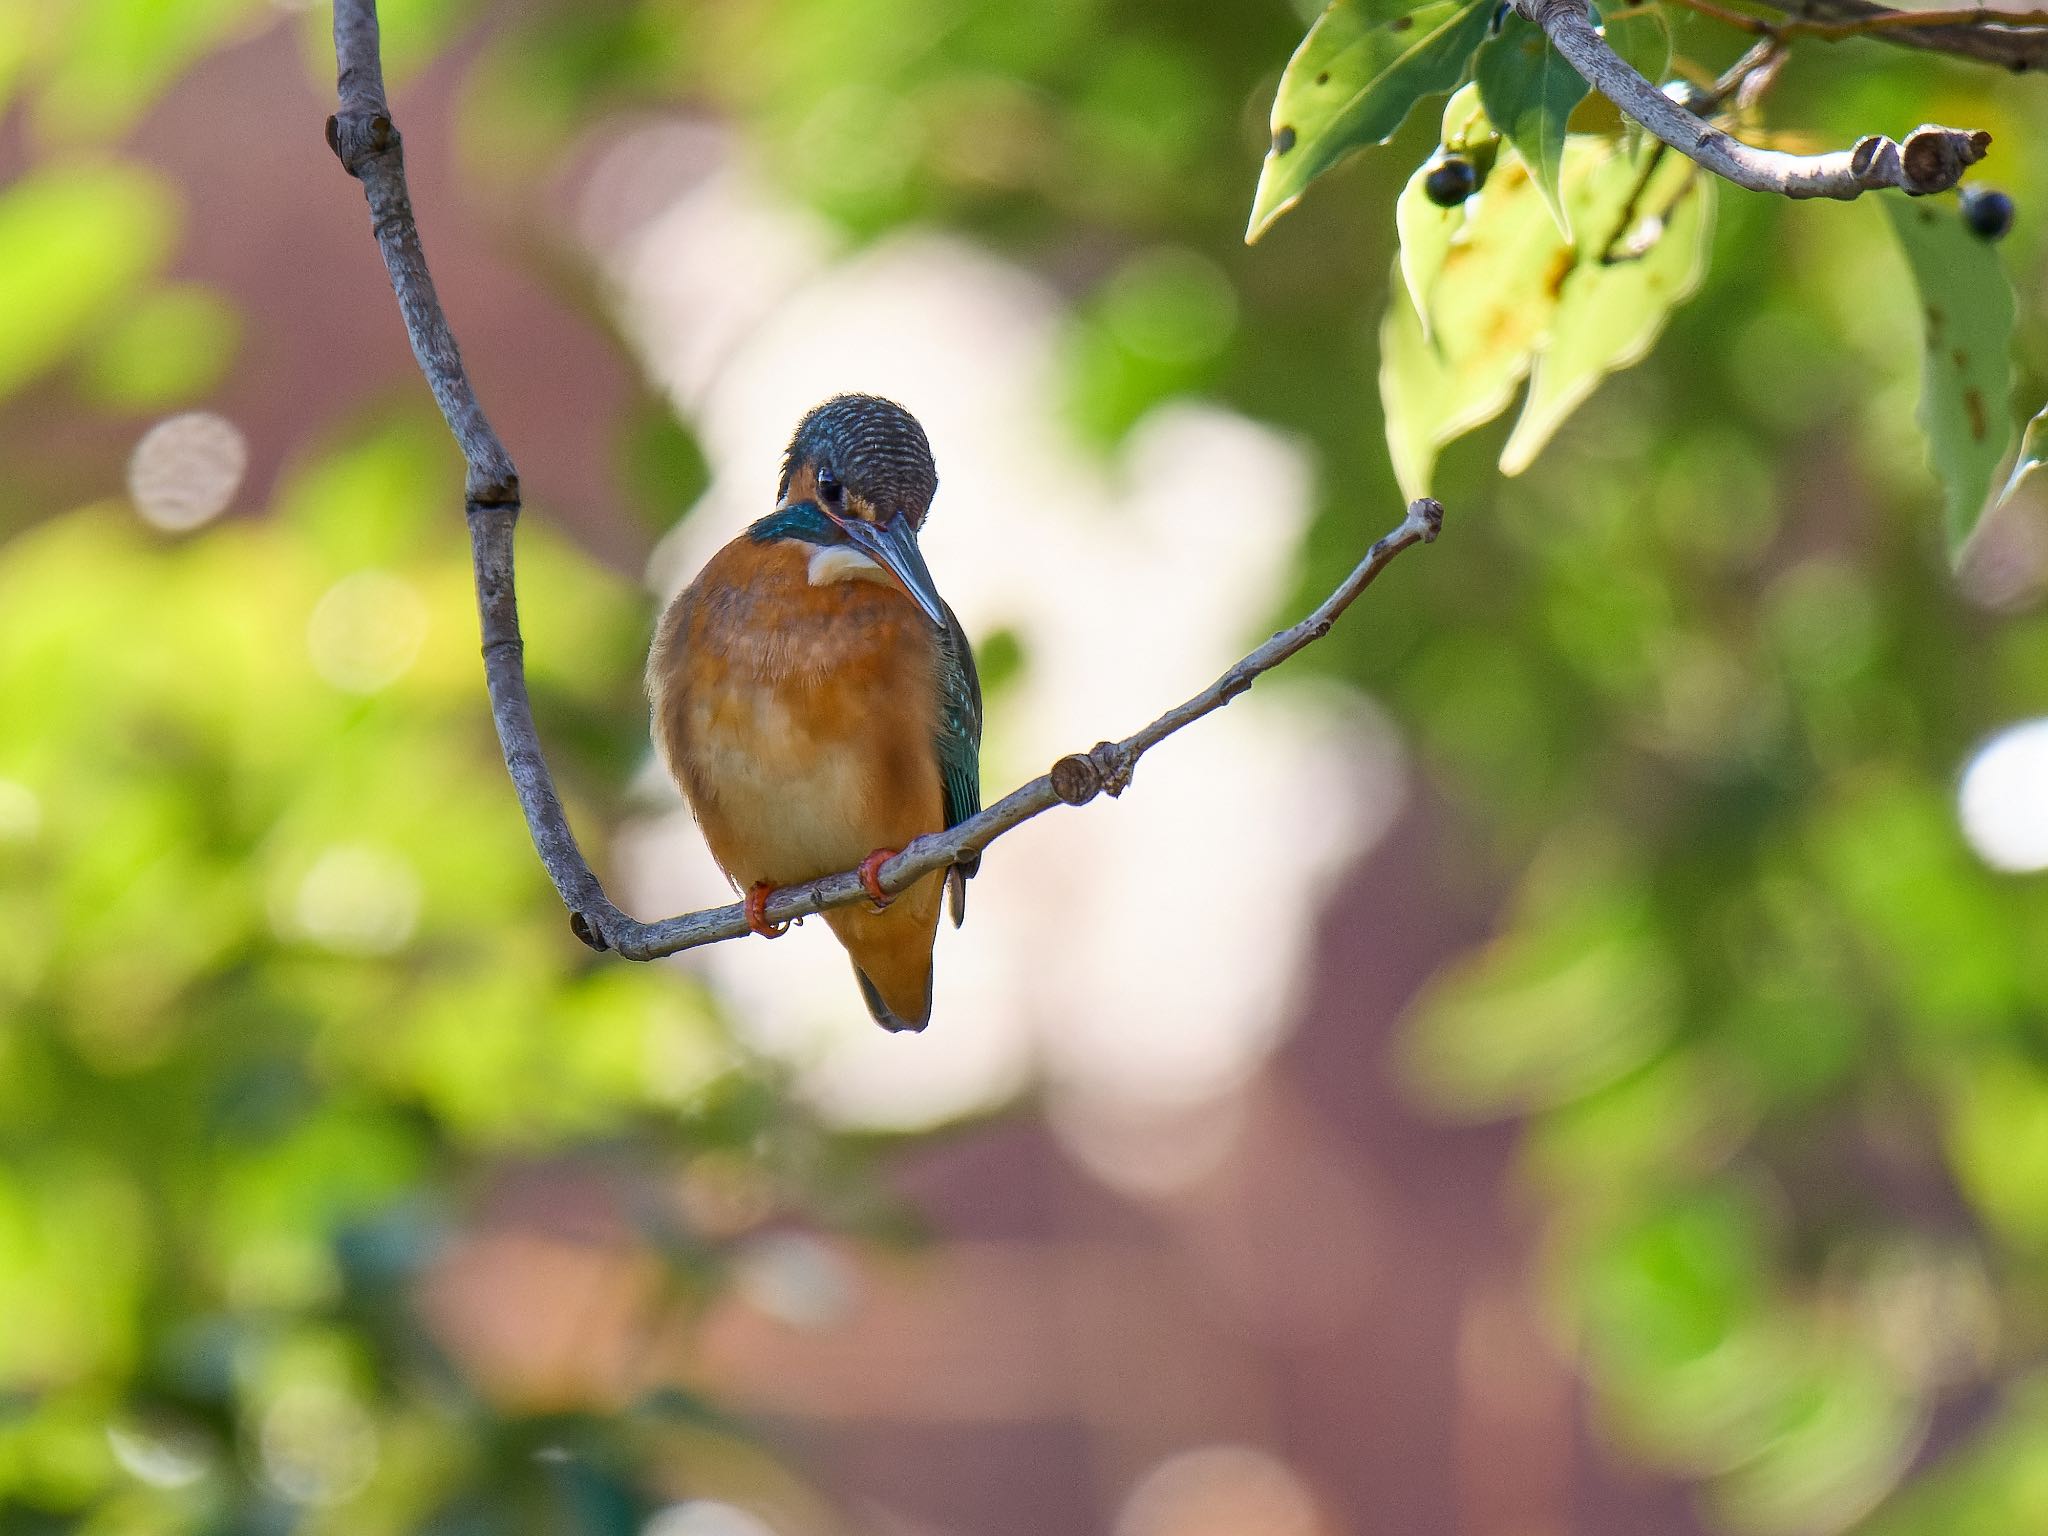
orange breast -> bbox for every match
[649,535,946,890]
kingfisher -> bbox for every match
[648,395,981,1033]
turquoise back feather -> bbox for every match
[934,605,981,925]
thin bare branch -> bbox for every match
[1662,0,1781,33]
[327,1,631,947]
[327,0,1440,964]
[623,496,1441,960]
[1519,0,1991,197]
[1663,0,2048,68]
[1788,4,2048,34]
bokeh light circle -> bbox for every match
[0,780,41,843]
[1958,718,2048,873]
[308,569,429,693]
[1115,1444,1325,1536]
[279,844,423,955]
[127,410,247,532]
[644,1502,779,1536]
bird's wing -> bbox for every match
[933,603,982,926]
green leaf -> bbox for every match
[1248,0,1495,243]
[1602,4,1672,90]
[0,163,175,400]
[1474,16,1587,236]
[77,284,240,409]
[1399,879,1677,1117]
[1998,399,2048,508]
[37,0,267,142]
[0,1,34,124]
[1882,197,2014,554]
[1707,1351,1920,1536]
[1948,1056,2048,1251]
[1502,142,1713,473]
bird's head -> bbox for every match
[772,393,946,625]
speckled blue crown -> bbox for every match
[781,394,939,521]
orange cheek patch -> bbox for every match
[782,463,819,504]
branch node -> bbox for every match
[569,911,609,951]
[1850,134,1895,186]
[465,477,521,512]
[326,109,396,177]
[1899,123,1992,193]
[1410,497,1446,542]
[1529,0,1990,199]
[1050,753,1103,806]
[1092,742,1135,798]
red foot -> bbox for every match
[745,881,790,938]
[857,848,900,910]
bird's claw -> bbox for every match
[857,848,899,911]
[745,881,791,938]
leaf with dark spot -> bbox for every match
[1248,0,1495,242]
[1883,198,2014,554]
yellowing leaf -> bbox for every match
[1883,197,2014,554]
[1382,154,1576,497]
[1439,80,1494,154]
[1384,134,1713,493]
[1248,0,1494,242]
[1502,144,1713,473]
[1395,87,1495,327]
[1395,167,1467,329]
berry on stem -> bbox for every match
[1424,155,1480,208]
[1960,185,2015,241]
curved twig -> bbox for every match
[1754,0,2048,69]
[1518,0,1992,198]
[327,0,1441,964]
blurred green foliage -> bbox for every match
[2,0,2048,1532]
[0,412,892,1529]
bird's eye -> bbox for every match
[817,469,844,506]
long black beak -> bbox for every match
[838,513,946,627]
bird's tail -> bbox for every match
[824,889,941,1033]
[947,851,979,928]
[854,964,932,1034]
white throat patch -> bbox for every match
[807,543,890,589]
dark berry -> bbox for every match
[1423,155,1480,208]
[1960,185,2015,241]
